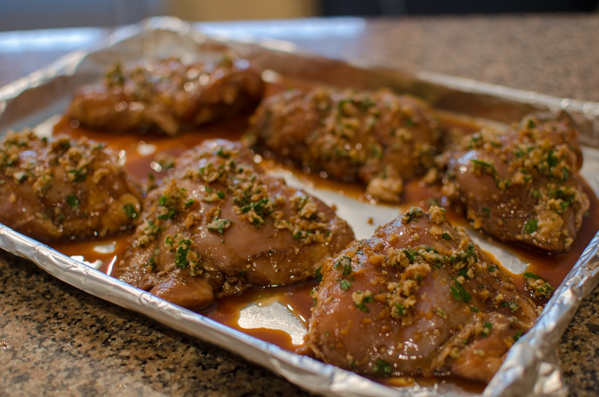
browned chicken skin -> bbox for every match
[0,130,142,242]
[244,87,440,203]
[439,115,589,252]
[68,57,265,135]
[114,139,355,311]
[306,206,537,383]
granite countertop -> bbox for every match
[1,14,599,396]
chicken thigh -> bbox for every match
[114,139,355,311]
[306,206,537,382]
[0,130,141,242]
[439,115,589,252]
[244,87,440,203]
[68,57,264,135]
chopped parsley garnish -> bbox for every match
[340,279,352,291]
[315,266,323,283]
[514,330,524,342]
[523,272,541,279]
[175,242,191,268]
[481,321,492,337]
[458,267,470,279]
[373,359,393,377]
[403,249,417,263]
[501,301,520,312]
[355,294,374,312]
[216,148,231,158]
[547,150,558,168]
[527,119,536,129]
[524,219,537,234]
[66,194,80,210]
[562,167,570,181]
[471,159,497,176]
[123,203,138,219]
[157,208,178,220]
[68,168,87,182]
[334,256,352,276]
[402,207,424,224]
[395,303,406,316]
[450,277,471,303]
[207,218,232,235]
[434,308,447,319]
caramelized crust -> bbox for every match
[68,57,265,135]
[0,130,142,242]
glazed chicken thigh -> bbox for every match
[0,130,141,242]
[69,57,264,135]
[306,206,537,382]
[115,139,354,311]
[439,115,589,252]
[245,87,440,203]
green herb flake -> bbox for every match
[373,359,393,377]
[527,119,536,129]
[471,159,497,174]
[315,266,323,283]
[123,203,138,219]
[480,321,493,337]
[216,148,231,159]
[402,207,424,224]
[66,194,80,210]
[502,301,520,312]
[524,219,537,234]
[395,303,406,316]
[340,279,352,291]
[547,150,558,168]
[434,308,447,319]
[403,249,417,263]
[355,294,374,313]
[450,278,471,303]
[514,330,524,342]
[207,218,232,235]
[523,272,541,279]
[562,167,570,181]
[175,245,190,268]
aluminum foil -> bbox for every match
[1,17,598,397]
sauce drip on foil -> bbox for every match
[49,83,599,393]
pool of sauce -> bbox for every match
[48,82,599,394]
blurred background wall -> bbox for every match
[0,0,596,32]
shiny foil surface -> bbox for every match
[1,17,598,397]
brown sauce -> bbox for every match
[47,82,599,393]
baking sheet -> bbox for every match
[1,17,599,397]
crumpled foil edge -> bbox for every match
[1,16,599,397]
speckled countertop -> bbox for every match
[1,14,599,396]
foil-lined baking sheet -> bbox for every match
[1,17,599,397]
